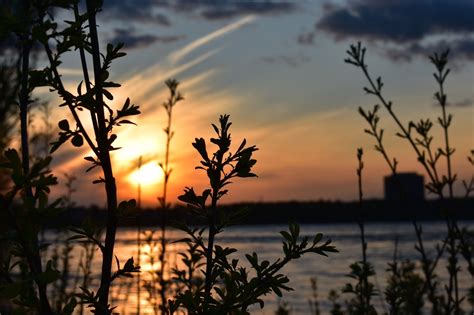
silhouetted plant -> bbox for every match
[275,300,292,315]
[308,277,321,315]
[328,289,344,315]
[157,78,183,314]
[346,42,473,314]
[37,1,142,313]
[0,1,142,313]
[167,114,337,314]
[385,241,425,315]
[142,230,162,315]
[340,148,377,315]
[139,79,183,314]
[0,148,65,314]
[0,1,59,312]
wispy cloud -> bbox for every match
[169,15,256,64]
[121,48,221,107]
[116,15,256,106]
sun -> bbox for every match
[129,162,164,186]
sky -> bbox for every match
[39,0,473,207]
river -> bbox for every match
[43,221,473,314]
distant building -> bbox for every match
[384,173,424,202]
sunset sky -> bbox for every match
[42,0,473,207]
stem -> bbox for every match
[19,24,31,198]
[204,145,225,307]
[18,6,53,313]
[136,156,141,315]
[437,82,454,199]
[159,222,166,314]
[413,222,443,314]
[159,98,173,314]
[356,150,370,312]
[73,3,100,138]
[85,1,118,313]
[158,82,180,313]
[43,42,99,157]
[204,189,218,307]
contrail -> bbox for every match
[123,47,222,103]
[169,15,256,64]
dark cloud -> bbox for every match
[450,98,474,108]
[198,2,296,20]
[101,0,298,24]
[318,0,474,43]
[261,54,310,68]
[101,1,171,26]
[384,38,474,62]
[432,97,474,108]
[317,0,474,61]
[109,28,184,49]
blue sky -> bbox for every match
[47,0,473,206]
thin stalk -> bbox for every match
[159,111,172,314]
[158,80,180,313]
[433,54,460,313]
[204,155,224,308]
[205,191,218,304]
[158,221,166,314]
[43,42,99,157]
[73,3,99,138]
[437,83,453,199]
[18,5,53,312]
[137,156,142,315]
[19,9,32,201]
[356,148,370,312]
[85,1,118,312]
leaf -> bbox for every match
[117,119,136,126]
[93,178,105,184]
[61,297,77,315]
[280,231,292,242]
[103,81,121,88]
[192,138,209,162]
[37,261,60,284]
[84,156,96,162]
[71,134,83,147]
[313,233,323,245]
[58,119,69,131]
[103,89,114,100]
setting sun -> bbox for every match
[129,162,164,186]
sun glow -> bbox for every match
[129,162,163,186]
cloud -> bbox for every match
[169,15,256,63]
[101,1,171,26]
[430,97,474,108]
[197,2,297,20]
[449,97,474,108]
[318,0,474,42]
[101,0,297,25]
[383,38,474,62]
[109,28,184,50]
[317,0,474,61]
[260,53,311,68]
